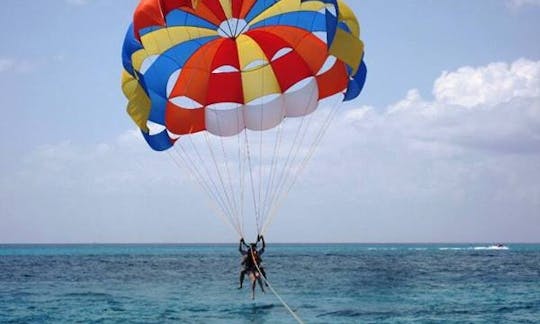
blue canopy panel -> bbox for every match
[299,0,339,46]
[142,129,174,151]
[139,25,163,38]
[166,9,218,29]
[344,60,367,101]
[345,64,352,76]
[146,89,168,125]
[324,6,338,48]
[337,21,351,34]
[250,11,327,33]
[245,0,280,23]
[122,24,143,76]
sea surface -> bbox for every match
[1,244,539,323]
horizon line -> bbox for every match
[1,241,538,245]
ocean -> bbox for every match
[1,244,539,323]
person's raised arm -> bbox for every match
[258,235,265,254]
[239,238,245,253]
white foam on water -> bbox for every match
[474,245,509,250]
[438,245,509,251]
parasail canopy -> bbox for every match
[121,0,367,238]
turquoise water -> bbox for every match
[1,244,539,323]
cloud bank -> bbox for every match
[302,58,540,242]
[2,58,539,243]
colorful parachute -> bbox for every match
[122,0,366,237]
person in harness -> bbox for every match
[238,235,267,295]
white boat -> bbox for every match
[473,244,509,250]
[487,244,509,250]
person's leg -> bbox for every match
[238,268,247,288]
[250,273,257,299]
[260,267,269,286]
[257,275,265,293]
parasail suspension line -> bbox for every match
[212,117,242,234]
[202,132,242,234]
[259,79,321,234]
[262,94,344,234]
[243,128,261,233]
[161,25,245,237]
[260,121,285,233]
[167,147,241,237]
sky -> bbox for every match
[1,0,539,243]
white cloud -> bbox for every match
[363,59,540,157]
[299,58,540,242]
[17,133,177,195]
[433,59,540,108]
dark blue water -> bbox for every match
[1,244,539,323]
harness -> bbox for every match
[244,250,262,269]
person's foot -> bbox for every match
[237,285,242,289]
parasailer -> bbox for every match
[121,0,366,303]
[238,235,267,295]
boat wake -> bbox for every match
[439,245,509,251]
[474,245,509,250]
